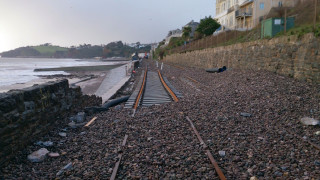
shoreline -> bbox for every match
[0,63,128,95]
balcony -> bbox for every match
[235,8,253,18]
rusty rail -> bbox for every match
[167,63,185,70]
[186,116,227,180]
[133,67,147,111]
[158,70,179,102]
[110,134,128,180]
[185,76,210,89]
[286,129,320,151]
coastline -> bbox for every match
[0,61,129,95]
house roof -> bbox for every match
[184,20,199,27]
[240,0,253,7]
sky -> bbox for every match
[0,0,216,53]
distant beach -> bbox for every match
[0,58,128,93]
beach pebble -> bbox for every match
[35,141,53,147]
[68,122,77,129]
[274,171,283,177]
[42,141,53,147]
[114,105,122,111]
[75,112,86,123]
[300,117,319,126]
[218,150,226,157]
[35,141,43,146]
[240,112,252,117]
[59,132,67,137]
[27,148,49,162]
[48,152,60,158]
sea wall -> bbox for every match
[164,33,320,83]
[0,80,101,166]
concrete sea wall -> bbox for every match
[164,33,320,84]
[0,80,100,166]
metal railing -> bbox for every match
[235,8,253,17]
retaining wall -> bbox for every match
[0,79,99,166]
[164,33,320,83]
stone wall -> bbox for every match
[0,80,100,166]
[164,33,320,83]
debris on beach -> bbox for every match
[205,66,227,73]
[56,162,73,176]
[300,117,319,126]
[27,148,49,162]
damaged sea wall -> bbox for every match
[164,33,320,84]
[0,79,99,166]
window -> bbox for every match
[260,3,264,9]
[278,1,283,7]
[229,16,233,26]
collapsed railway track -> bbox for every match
[111,63,227,179]
[125,66,182,114]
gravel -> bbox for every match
[1,59,319,179]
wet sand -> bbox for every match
[0,63,126,95]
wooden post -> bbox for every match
[314,0,318,31]
[217,34,219,46]
[284,8,287,34]
[206,37,207,48]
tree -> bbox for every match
[135,42,141,48]
[182,26,192,38]
[196,16,220,37]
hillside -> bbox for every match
[32,45,68,56]
[0,42,151,58]
[0,45,68,58]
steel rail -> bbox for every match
[166,62,209,89]
[186,116,227,180]
[157,70,179,102]
[110,134,128,180]
[286,129,320,151]
[133,67,147,110]
[166,63,186,70]
[185,76,210,89]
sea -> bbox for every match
[0,57,122,86]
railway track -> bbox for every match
[111,62,227,179]
[125,66,182,113]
